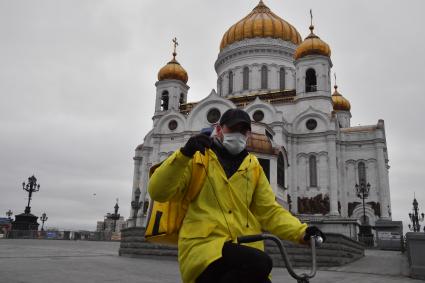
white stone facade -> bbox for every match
[127,33,391,229]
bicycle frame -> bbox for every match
[237,234,322,283]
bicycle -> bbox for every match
[237,234,323,283]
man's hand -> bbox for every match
[302,226,326,245]
[181,134,212,157]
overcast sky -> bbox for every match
[0,0,424,232]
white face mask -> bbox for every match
[222,132,247,155]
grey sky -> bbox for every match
[0,0,424,231]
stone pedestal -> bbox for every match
[374,220,403,251]
[10,213,39,238]
[406,232,425,280]
[298,215,360,240]
[358,225,374,247]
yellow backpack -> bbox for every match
[144,151,209,245]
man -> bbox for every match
[148,109,325,283]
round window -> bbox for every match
[168,120,178,131]
[207,108,221,124]
[306,119,317,130]
[253,110,265,122]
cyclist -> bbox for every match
[148,109,326,283]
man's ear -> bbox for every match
[215,124,222,134]
[215,124,224,139]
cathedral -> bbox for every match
[128,1,392,233]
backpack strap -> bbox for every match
[248,153,261,187]
[186,150,209,201]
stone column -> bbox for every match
[327,135,339,216]
[290,137,299,213]
[137,161,151,227]
[252,65,260,90]
[339,144,348,217]
[129,157,142,228]
[234,67,242,93]
[376,144,391,219]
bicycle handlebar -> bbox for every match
[237,234,322,282]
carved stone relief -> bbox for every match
[297,194,330,215]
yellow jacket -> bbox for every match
[148,149,307,283]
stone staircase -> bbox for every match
[119,228,364,267]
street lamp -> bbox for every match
[355,182,371,224]
[6,209,13,221]
[22,175,40,214]
[408,197,424,232]
[131,188,142,219]
[110,199,120,232]
[40,212,48,231]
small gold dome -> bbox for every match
[157,52,188,84]
[246,132,278,155]
[332,85,351,111]
[294,25,331,60]
[220,1,302,51]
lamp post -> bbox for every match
[40,213,48,231]
[22,175,40,214]
[110,199,120,232]
[355,182,371,224]
[408,197,424,232]
[131,188,142,223]
[6,210,13,221]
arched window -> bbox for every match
[179,93,185,106]
[277,153,285,188]
[259,158,270,181]
[161,90,169,111]
[243,67,249,90]
[261,65,268,89]
[358,162,367,185]
[305,68,317,92]
[228,71,234,94]
[279,67,286,90]
[309,155,317,187]
[218,77,223,96]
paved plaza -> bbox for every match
[0,239,419,283]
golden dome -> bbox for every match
[294,25,331,60]
[332,85,351,111]
[157,52,188,84]
[220,1,302,51]
[246,132,278,155]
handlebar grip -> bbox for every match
[237,234,265,244]
[312,236,323,247]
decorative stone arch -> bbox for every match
[292,106,331,133]
[137,129,154,149]
[154,110,187,134]
[244,97,282,124]
[352,158,377,185]
[352,204,377,226]
[187,90,235,130]
[278,146,290,166]
[296,151,328,189]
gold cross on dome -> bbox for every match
[172,37,179,58]
[310,9,313,26]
